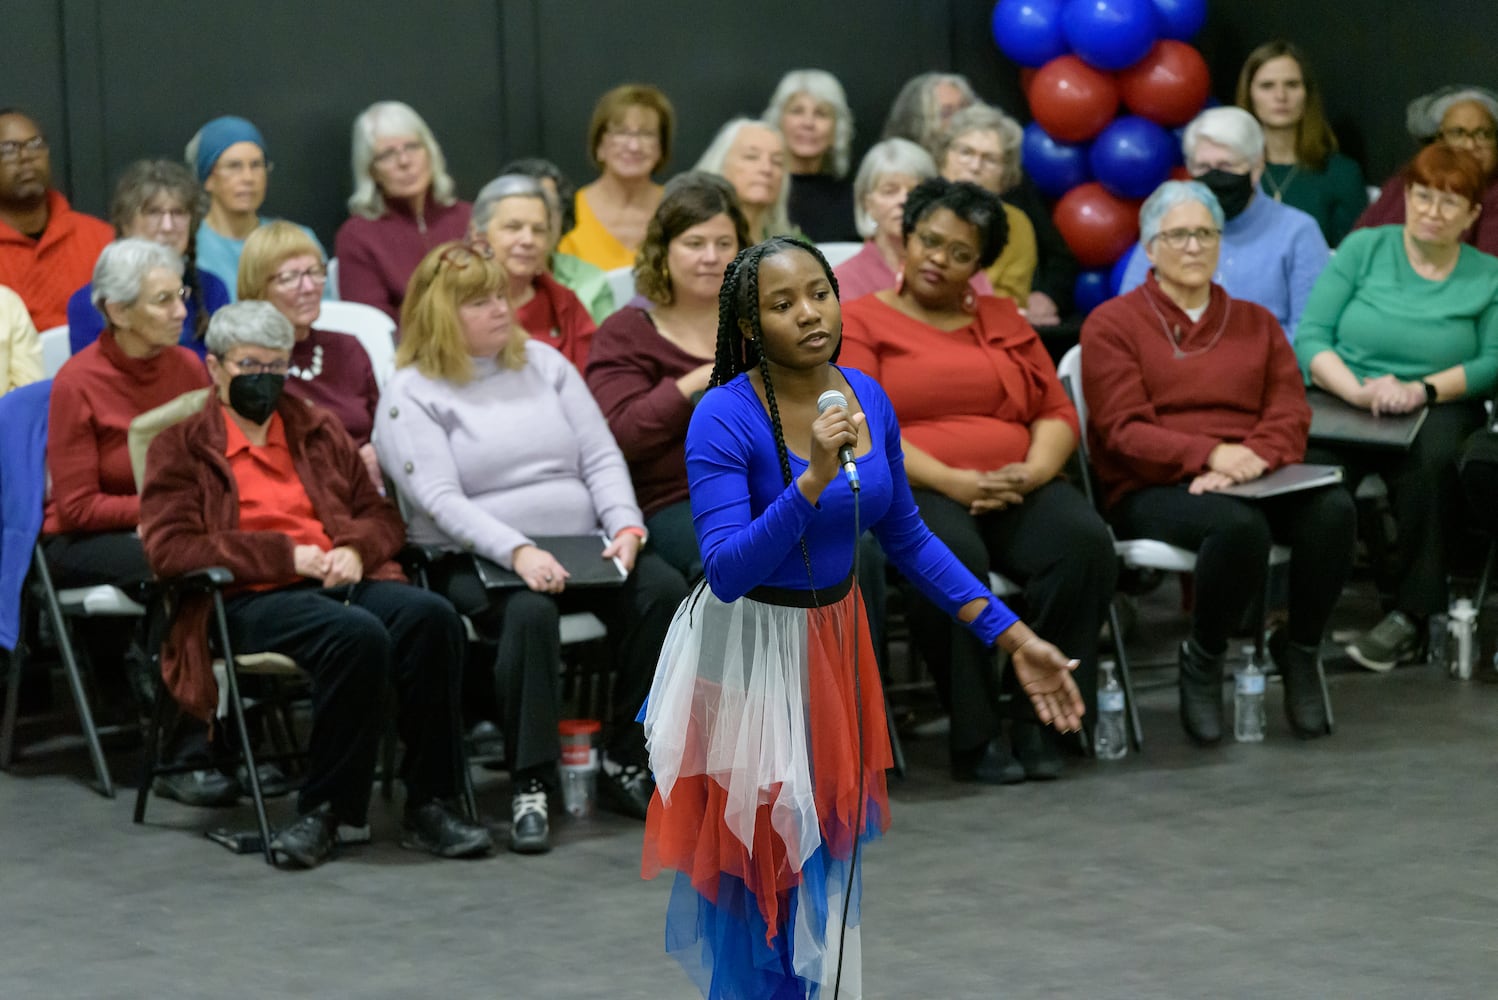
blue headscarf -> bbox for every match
[192,116,266,182]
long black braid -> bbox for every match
[709,236,843,602]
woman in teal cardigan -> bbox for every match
[1296,144,1498,672]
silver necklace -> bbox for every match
[1263,163,1299,202]
[1145,288,1228,359]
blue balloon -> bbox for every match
[1108,250,1134,294]
[1089,115,1176,200]
[1021,122,1093,199]
[1074,269,1113,313]
[1151,0,1208,40]
[1061,0,1158,71]
[991,0,1069,67]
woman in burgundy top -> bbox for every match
[1081,180,1355,746]
[334,102,470,323]
[585,173,749,581]
[238,221,381,487]
[841,178,1113,783]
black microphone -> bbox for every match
[816,389,861,491]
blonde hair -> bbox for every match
[397,241,527,383]
[237,220,324,300]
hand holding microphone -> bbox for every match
[814,389,863,492]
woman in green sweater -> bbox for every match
[1296,143,1498,671]
[1236,40,1367,246]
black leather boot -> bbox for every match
[1269,628,1329,739]
[1178,639,1224,746]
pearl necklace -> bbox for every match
[289,343,323,382]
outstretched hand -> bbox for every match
[1010,636,1085,733]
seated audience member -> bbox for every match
[1356,86,1498,255]
[933,104,1040,308]
[835,138,992,302]
[1296,144,1498,672]
[140,301,492,868]
[237,222,380,483]
[1236,40,1367,246]
[499,157,616,322]
[0,109,112,329]
[335,102,470,323]
[585,173,750,581]
[44,239,227,802]
[841,178,1115,782]
[184,115,326,301]
[68,160,230,358]
[0,285,42,392]
[695,118,797,243]
[558,84,675,272]
[470,175,595,369]
[1083,181,1354,745]
[375,241,688,854]
[1119,107,1331,342]
[762,69,859,242]
[880,72,977,150]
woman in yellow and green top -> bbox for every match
[1296,143,1498,672]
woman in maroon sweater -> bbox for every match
[584,173,749,580]
[1082,180,1354,745]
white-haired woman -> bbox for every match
[334,101,470,323]
[470,174,596,370]
[762,69,858,241]
[1356,85,1498,255]
[833,137,994,302]
[880,71,977,151]
[694,118,796,243]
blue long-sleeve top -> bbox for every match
[66,266,230,360]
[687,366,1018,646]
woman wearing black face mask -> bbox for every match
[1118,107,1330,343]
[140,300,493,868]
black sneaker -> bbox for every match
[153,769,241,808]
[1345,611,1422,673]
[510,779,550,855]
[598,753,653,820]
[400,801,493,859]
[234,762,296,799]
[270,810,338,869]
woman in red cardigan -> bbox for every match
[1081,180,1355,746]
[841,178,1115,783]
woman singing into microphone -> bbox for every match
[639,236,1083,999]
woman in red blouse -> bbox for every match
[841,178,1114,783]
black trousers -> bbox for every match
[904,480,1116,755]
[40,531,153,698]
[645,500,703,584]
[1306,400,1485,616]
[222,580,465,826]
[1458,427,1498,538]
[432,550,687,776]
[1113,483,1356,654]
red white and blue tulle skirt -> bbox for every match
[641,579,891,1000]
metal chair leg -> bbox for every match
[1106,601,1144,752]
[211,592,274,864]
[884,691,907,778]
[32,548,114,797]
[134,679,172,824]
[0,642,22,769]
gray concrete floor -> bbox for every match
[1,579,1495,1000]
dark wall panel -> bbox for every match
[1,2,71,193]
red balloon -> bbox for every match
[1169,165,1193,181]
[1053,182,1140,268]
[1117,40,1211,127]
[1028,55,1120,143]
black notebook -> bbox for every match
[473,534,627,590]
[1308,389,1427,449]
[1213,463,1344,500]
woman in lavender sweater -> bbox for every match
[375,240,688,855]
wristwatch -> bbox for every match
[1422,381,1438,405]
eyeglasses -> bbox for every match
[912,228,977,266]
[1408,185,1471,217]
[372,140,425,166]
[605,127,660,146]
[951,142,1002,171]
[269,264,329,290]
[0,136,47,163]
[1439,126,1497,148]
[139,206,192,224]
[437,240,495,271]
[222,356,290,375]
[215,156,271,176]
[1153,227,1222,250]
[145,287,192,306]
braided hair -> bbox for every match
[709,236,843,599]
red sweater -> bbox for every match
[583,306,702,518]
[517,270,596,371]
[1080,275,1310,508]
[839,294,1078,470]
[43,329,209,534]
[333,194,471,324]
[0,191,113,330]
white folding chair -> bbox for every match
[39,325,70,377]
[816,241,863,268]
[325,257,340,300]
[317,300,396,388]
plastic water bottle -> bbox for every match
[558,719,601,819]
[1234,646,1266,743]
[1094,660,1128,760]
[1447,598,1477,680]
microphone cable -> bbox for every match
[832,484,863,1000]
